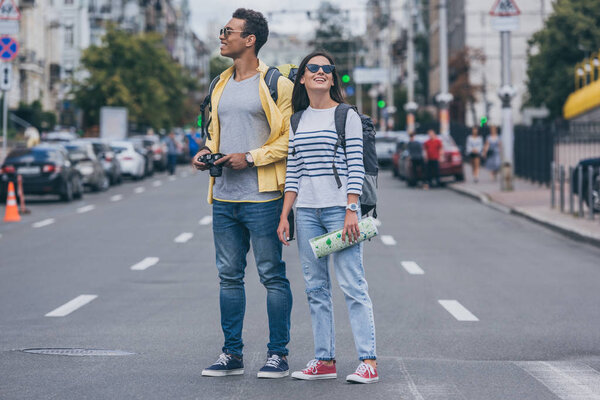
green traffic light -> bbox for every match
[480,116,488,127]
[377,100,386,109]
[342,74,350,83]
[197,115,202,127]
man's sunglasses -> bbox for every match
[219,27,248,38]
[306,64,336,74]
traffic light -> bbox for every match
[342,74,350,84]
[377,100,386,109]
[480,116,488,127]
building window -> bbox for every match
[65,25,74,47]
[65,0,74,4]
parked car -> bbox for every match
[110,140,145,180]
[64,141,110,192]
[376,131,406,167]
[79,138,122,185]
[393,134,464,186]
[571,157,600,213]
[130,135,167,171]
[0,145,84,202]
[41,131,78,143]
[129,138,155,177]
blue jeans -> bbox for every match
[212,198,292,357]
[296,207,377,361]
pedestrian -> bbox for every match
[166,131,179,175]
[192,8,293,379]
[466,126,483,183]
[483,125,502,181]
[185,129,203,160]
[407,134,425,187]
[423,129,443,188]
[277,51,379,384]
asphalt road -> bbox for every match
[1,167,600,400]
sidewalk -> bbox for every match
[448,165,600,247]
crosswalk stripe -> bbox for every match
[401,261,425,275]
[130,257,160,271]
[174,232,194,243]
[110,194,123,202]
[199,216,212,226]
[381,235,397,246]
[134,187,145,194]
[32,218,55,228]
[438,300,479,321]
[76,205,95,214]
[45,295,98,317]
[516,361,600,400]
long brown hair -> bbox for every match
[291,51,345,113]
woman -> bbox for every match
[483,125,502,181]
[466,127,483,183]
[277,51,378,384]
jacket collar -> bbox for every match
[220,59,269,81]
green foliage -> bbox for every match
[526,0,600,118]
[13,101,56,131]
[72,27,198,130]
[210,55,233,80]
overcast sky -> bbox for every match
[189,0,368,44]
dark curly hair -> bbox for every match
[232,8,269,56]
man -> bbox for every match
[166,131,180,176]
[423,129,443,188]
[407,134,424,187]
[192,8,293,379]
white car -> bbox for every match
[110,141,145,180]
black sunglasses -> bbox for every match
[219,27,247,38]
[306,64,335,74]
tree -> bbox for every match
[210,54,233,81]
[449,47,485,125]
[72,27,198,131]
[526,0,600,119]
[13,101,56,131]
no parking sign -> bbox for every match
[0,35,18,61]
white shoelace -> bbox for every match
[304,359,320,373]
[355,362,375,376]
[215,353,232,366]
[264,354,281,368]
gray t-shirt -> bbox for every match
[212,73,281,202]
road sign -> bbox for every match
[0,63,11,91]
[490,0,520,17]
[353,68,389,84]
[0,0,20,20]
[491,16,519,31]
[0,36,18,61]
[0,19,18,34]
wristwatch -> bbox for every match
[346,203,359,212]
[245,152,254,167]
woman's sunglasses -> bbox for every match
[306,64,335,74]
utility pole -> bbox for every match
[404,0,417,134]
[435,0,453,137]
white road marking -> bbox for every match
[32,218,55,228]
[380,235,397,246]
[438,300,479,321]
[134,187,145,194]
[174,232,194,243]
[168,176,177,181]
[130,257,160,271]
[76,205,95,214]
[110,194,123,202]
[45,295,98,317]
[199,216,213,226]
[180,172,189,178]
[401,261,425,275]
[372,218,382,227]
[152,180,162,187]
[516,361,600,400]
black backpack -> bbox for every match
[290,103,379,217]
[198,66,297,141]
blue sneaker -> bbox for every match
[202,353,244,377]
[257,354,289,378]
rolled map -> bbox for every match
[309,217,379,258]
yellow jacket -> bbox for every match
[204,60,294,204]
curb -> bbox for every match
[448,184,600,249]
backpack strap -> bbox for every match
[332,104,352,189]
[199,75,221,141]
[265,67,282,103]
[289,110,305,156]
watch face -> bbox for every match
[348,203,358,211]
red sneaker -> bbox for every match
[291,359,337,380]
[346,362,379,384]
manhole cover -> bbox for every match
[21,348,135,356]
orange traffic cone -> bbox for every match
[3,182,21,222]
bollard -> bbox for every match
[559,165,565,213]
[578,165,584,218]
[17,175,30,215]
[588,165,594,220]
[569,166,574,215]
[550,162,556,208]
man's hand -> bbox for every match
[192,148,212,171]
[215,153,248,170]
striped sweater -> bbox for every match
[284,106,364,208]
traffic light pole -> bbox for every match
[499,30,515,191]
[405,0,417,134]
[436,0,452,137]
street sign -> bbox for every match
[491,16,519,31]
[0,63,11,91]
[0,20,18,34]
[353,68,389,84]
[0,0,20,20]
[0,36,18,61]
[490,0,520,17]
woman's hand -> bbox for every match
[277,217,291,246]
[342,210,360,243]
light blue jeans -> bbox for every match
[296,206,377,361]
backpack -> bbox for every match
[290,103,379,218]
[198,65,298,141]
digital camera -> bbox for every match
[198,153,225,177]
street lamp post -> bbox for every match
[404,0,417,134]
[436,0,452,137]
